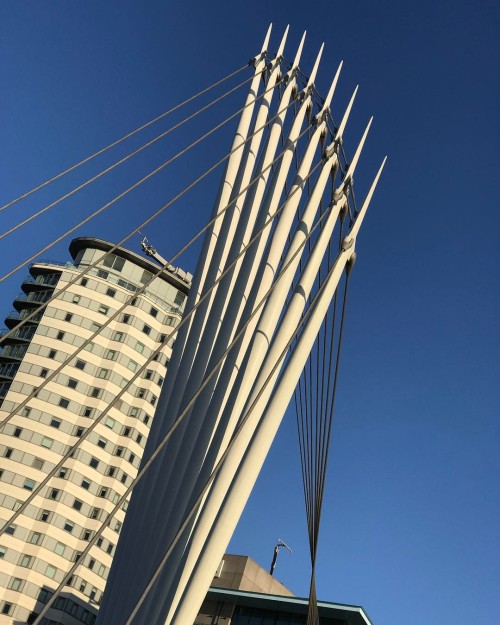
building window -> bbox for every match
[106,287,116,298]
[174,291,186,306]
[113,331,124,342]
[128,360,138,372]
[32,457,44,470]
[82,530,92,541]
[50,417,61,428]
[49,488,60,500]
[97,269,109,279]
[135,341,145,354]
[59,397,70,408]
[140,269,153,284]
[81,478,91,490]
[46,564,57,579]
[105,349,117,360]
[90,507,101,520]
[1,603,13,615]
[150,395,157,406]
[136,388,146,399]
[122,314,131,323]
[115,446,124,457]
[64,520,74,533]
[9,577,25,592]
[102,254,125,272]
[65,312,73,322]
[5,525,16,535]
[98,487,108,498]
[57,331,65,340]
[97,437,107,449]
[74,426,85,437]
[3,447,13,459]
[13,427,22,437]
[20,554,34,568]
[143,414,150,425]
[122,427,131,437]
[22,407,31,417]
[97,368,110,380]
[129,452,136,464]
[85,342,94,352]
[54,542,65,556]
[150,306,158,318]
[40,368,48,378]
[107,466,117,477]
[0,547,5,558]
[75,359,86,370]
[136,434,143,444]
[80,278,88,287]
[72,294,81,304]
[142,324,151,336]
[58,467,68,478]
[129,407,139,417]
[89,457,99,469]
[144,369,153,380]
[48,349,57,358]
[98,304,109,315]
[91,322,102,332]
[67,378,78,389]
[29,532,42,545]
[41,437,53,448]
[82,407,93,418]
[23,478,36,491]
[105,416,115,429]
[39,510,51,522]
[90,387,102,398]
[73,499,83,511]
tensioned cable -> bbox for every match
[0,155,325,536]
[0,68,266,241]
[0,62,250,214]
[30,171,337,625]
[0,75,310,347]
[0,119,320,440]
[121,236,349,625]
[0,71,288,282]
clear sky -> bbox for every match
[1,2,499,625]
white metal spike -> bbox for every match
[346,156,387,241]
[291,31,307,70]
[319,61,343,113]
[261,23,273,53]
[335,85,359,139]
[336,116,373,197]
[275,25,289,57]
[306,43,325,87]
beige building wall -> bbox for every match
[0,238,190,625]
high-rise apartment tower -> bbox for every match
[0,237,191,625]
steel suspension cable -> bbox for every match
[0,77,309,345]
[0,68,266,242]
[0,155,325,535]
[30,170,336,625]
[0,63,250,214]
[0,71,288,283]
[120,249,344,625]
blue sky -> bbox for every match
[1,2,499,625]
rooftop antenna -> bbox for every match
[269,538,292,576]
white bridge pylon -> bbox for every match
[96,24,385,625]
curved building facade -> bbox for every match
[0,238,191,625]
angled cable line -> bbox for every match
[0,94,314,352]
[0,63,250,214]
[31,200,342,625]
[0,71,288,283]
[0,154,325,538]
[0,68,266,242]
